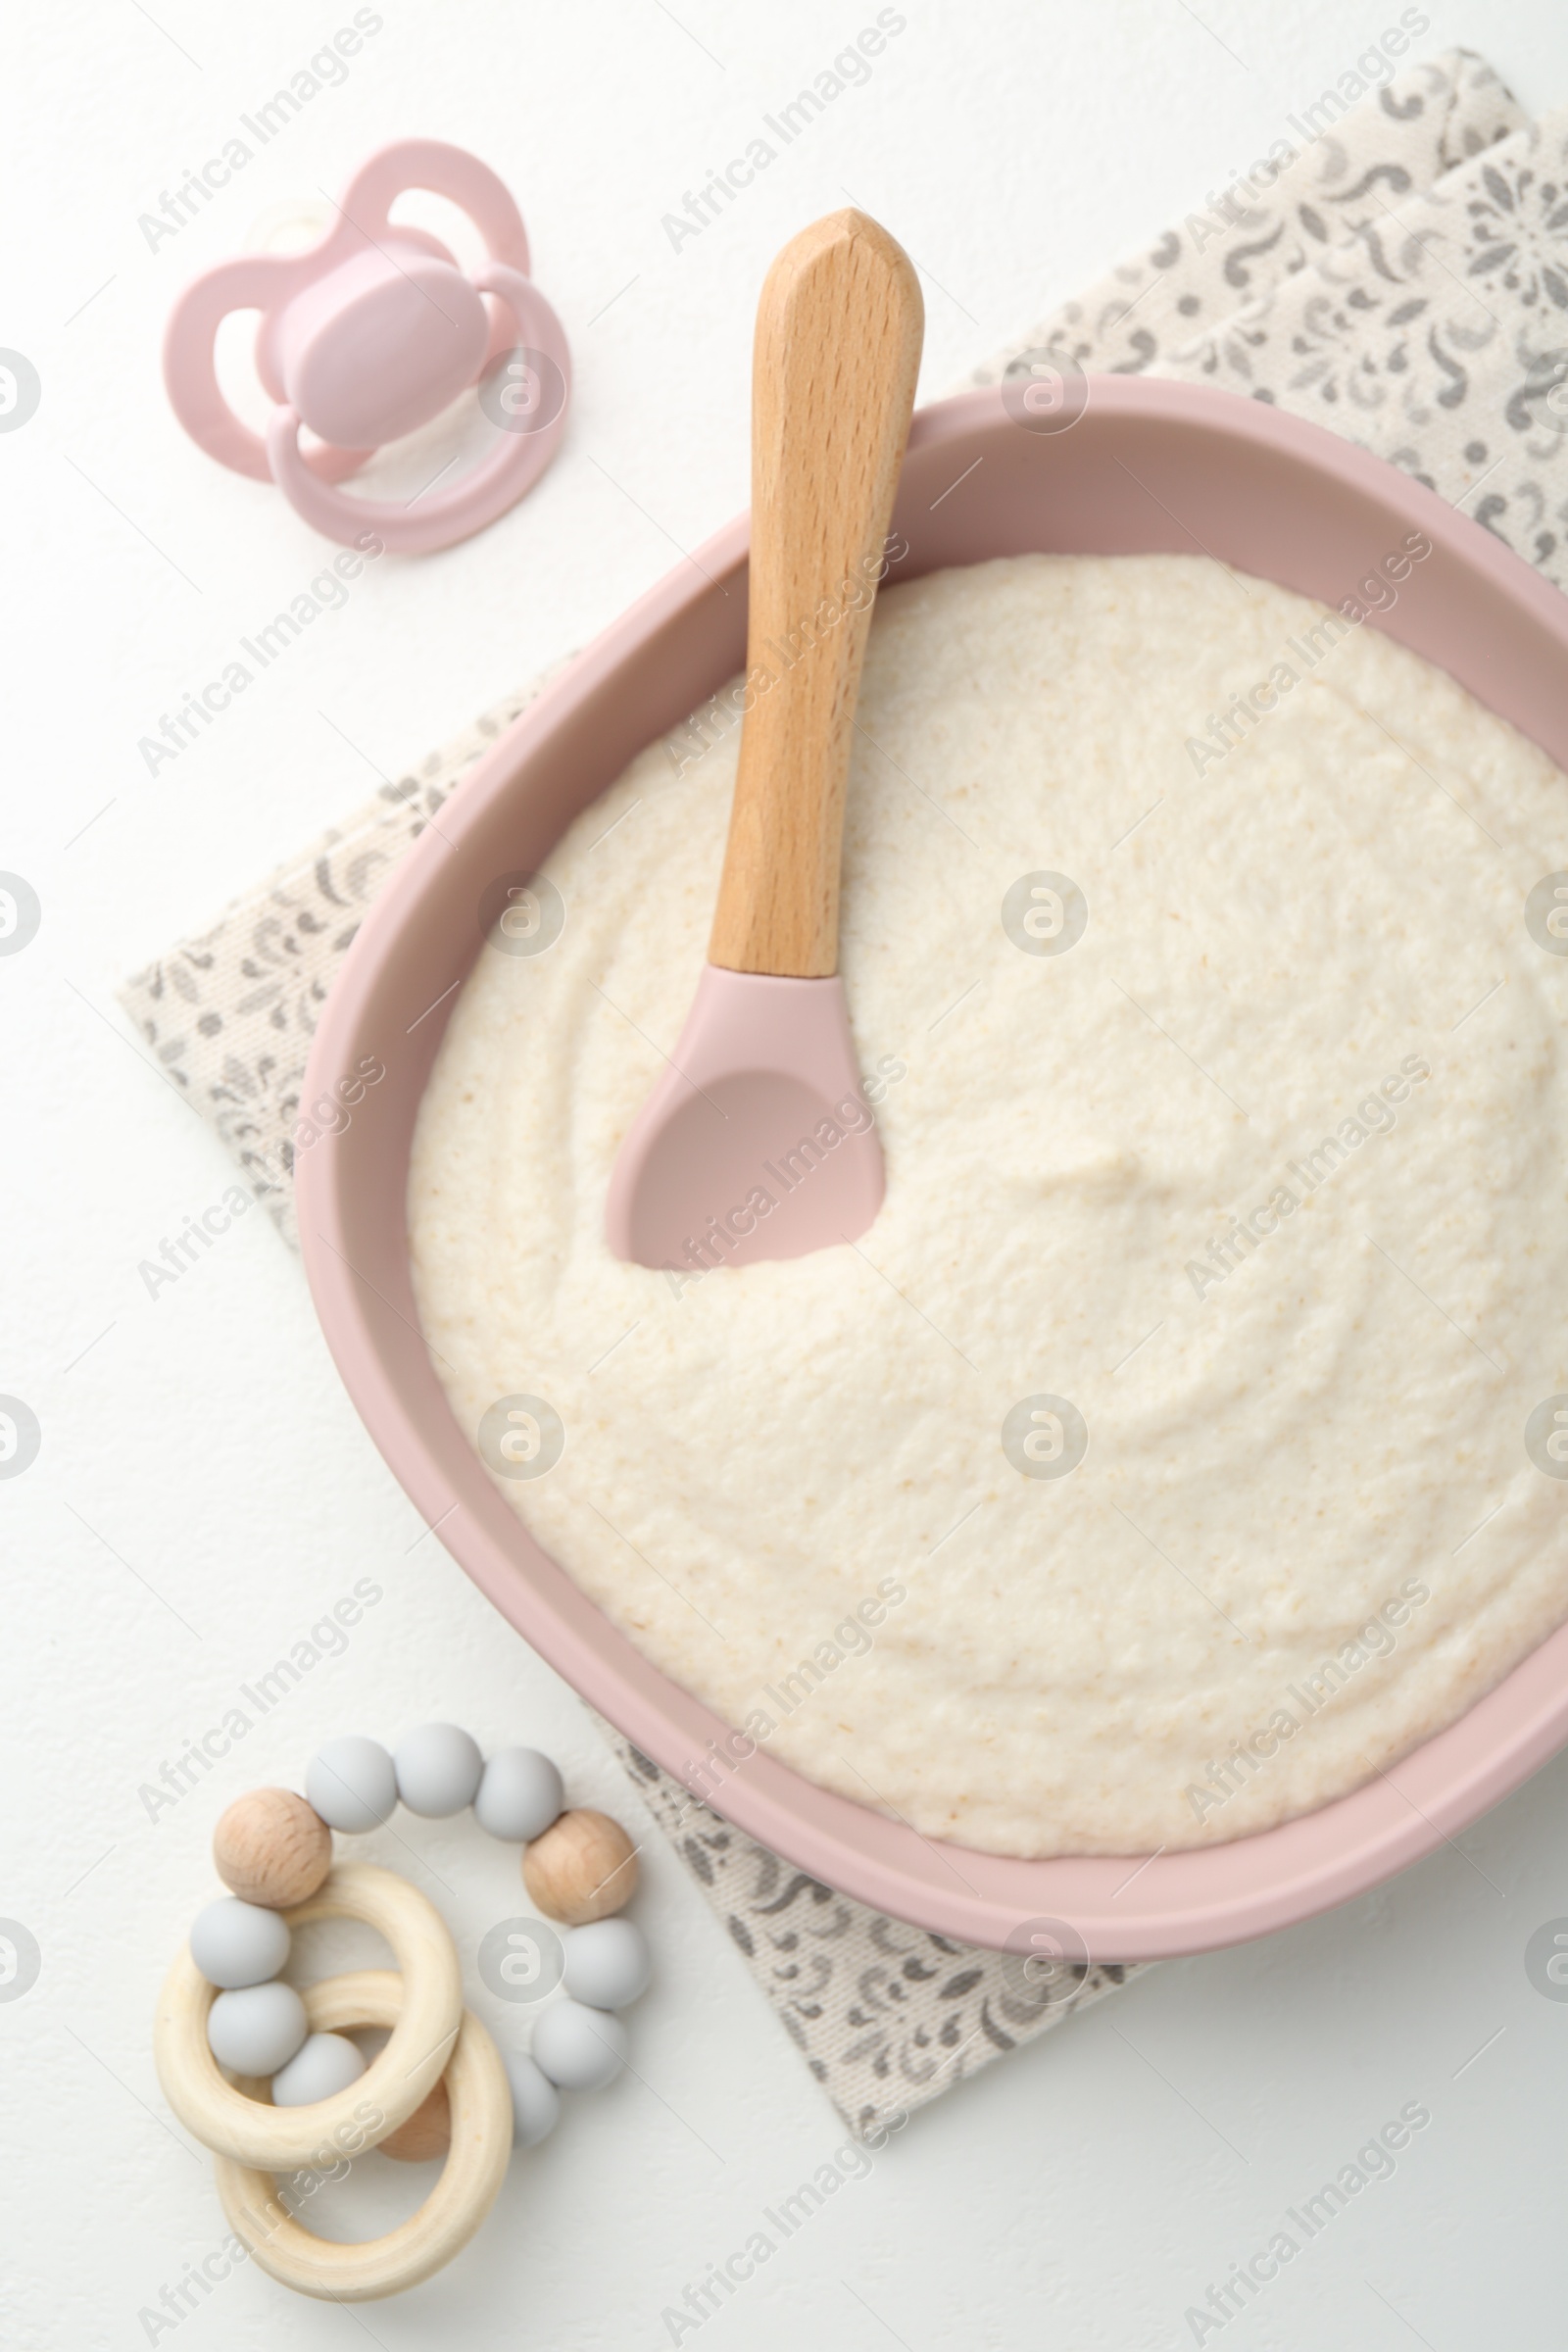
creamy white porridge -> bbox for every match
[409,553,1568,1857]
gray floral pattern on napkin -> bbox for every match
[968,49,1523,386]
[601,1728,1135,2139]
[975,58,1568,584]
[1151,117,1568,570]
[121,683,550,1247]
[120,47,1557,2130]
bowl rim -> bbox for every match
[298,375,1568,1959]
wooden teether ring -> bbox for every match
[154,1863,461,2169]
[213,1968,512,2301]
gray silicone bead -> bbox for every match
[394,1723,483,1818]
[270,2031,367,2107]
[307,1736,398,1833]
[473,1747,564,1842]
[530,2000,628,2091]
[562,1919,651,2011]
[207,1981,309,2076]
[189,1896,291,1989]
[504,2049,562,2148]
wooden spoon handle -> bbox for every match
[708,210,923,978]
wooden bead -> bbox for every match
[213,1788,332,1910]
[523,1808,638,1924]
[378,2077,451,2163]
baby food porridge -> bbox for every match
[409,553,1568,1856]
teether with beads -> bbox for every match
[154,1726,649,2302]
[163,140,570,554]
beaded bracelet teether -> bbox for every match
[153,1726,650,2302]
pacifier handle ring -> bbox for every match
[265,263,570,556]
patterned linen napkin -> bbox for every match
[121,50,1564,2137]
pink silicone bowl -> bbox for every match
[298,377,1568,1960]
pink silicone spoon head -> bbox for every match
[604,967,884,1273]
[606,210,924,1271]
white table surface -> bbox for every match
[6,4,1568,2344]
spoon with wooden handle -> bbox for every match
[605,208,923,1273]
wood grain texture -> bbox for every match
[522,1806,639,1924]
[709,209,923,977]
[154,1863,462,2169]
[214,1969,512,2301]
[211,1787,332,1909]
[379,2074,452,2162]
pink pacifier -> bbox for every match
[164,139,570,554]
